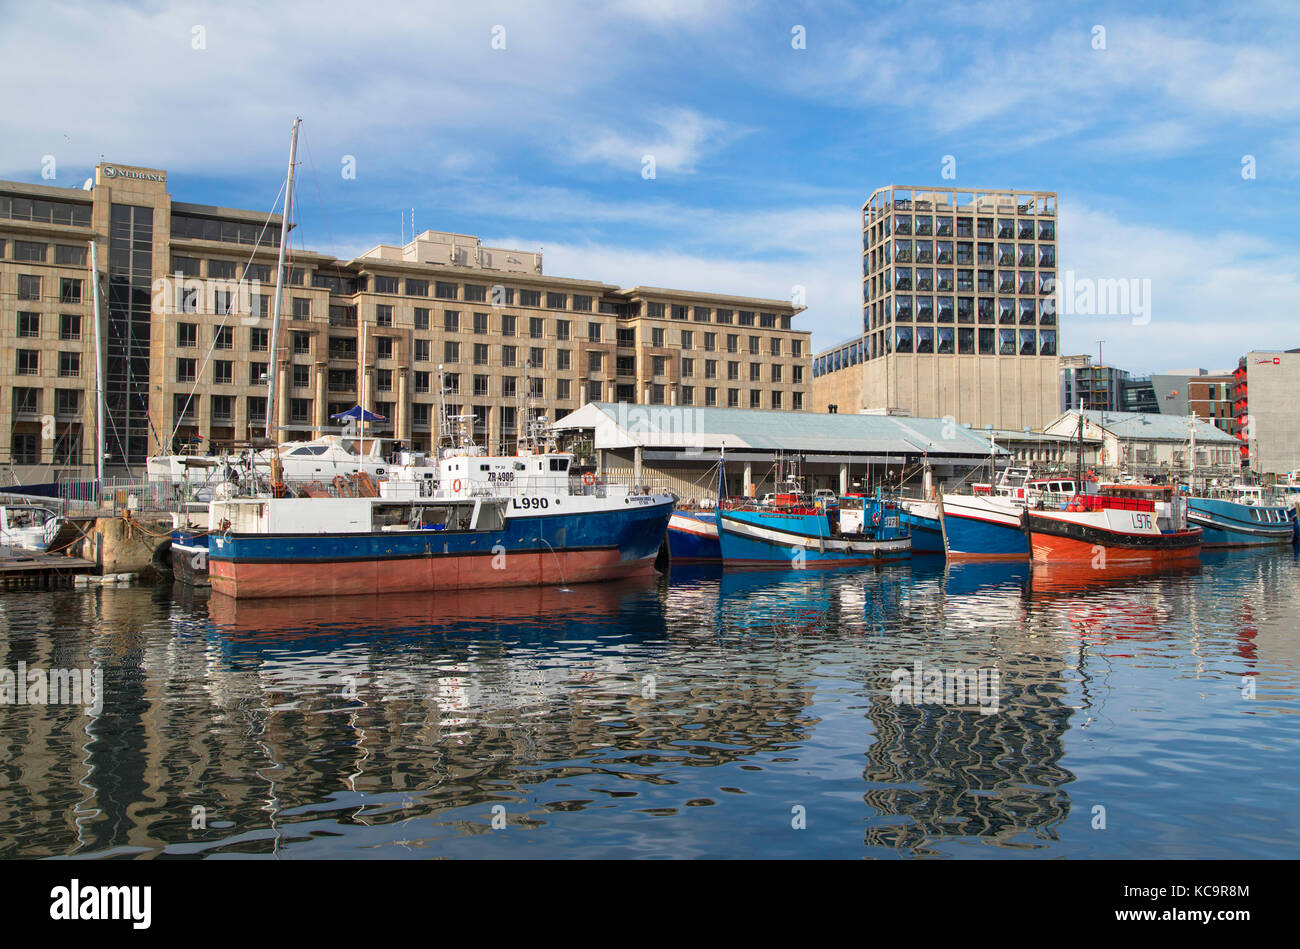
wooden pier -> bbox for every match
[0,547,98,591]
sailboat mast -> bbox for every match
[264,117,301,440]
[88,238,105,488]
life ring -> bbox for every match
[582,473,596,486]
[452,478,462,492]
[872,510,882,526]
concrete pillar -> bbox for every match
[633,445,643,486]
[839,462,849,495]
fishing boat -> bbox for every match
[1186,485,1296,548]
[207,453,673,599]
[936,474,1085,561]
[898,500,944,554]
[716,491,910,567]
[0,504,63,552]
[667,508,721,561]
[1024,484,1201,565]
[207,371,674,599]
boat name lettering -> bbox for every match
[1131,512,1153,530]
[512,496,549,510]
[487,471,515,483]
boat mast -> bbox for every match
[264,117,301,440]
[1076,398,1084,487]
[88,238,105,490]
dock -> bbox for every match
[0,546,99,591]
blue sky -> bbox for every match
[3,0,1298,373]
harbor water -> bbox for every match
[1,549,1297,859]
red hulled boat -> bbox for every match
[1024,485,1202,565]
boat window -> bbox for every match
[480,464,490,471]
[291,446,328,455]
[549,459,569,472]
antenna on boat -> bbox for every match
[264,117,301,442]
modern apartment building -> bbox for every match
[0,163,810,480]
[813,185,1059,429]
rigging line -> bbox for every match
[165,181,288,451]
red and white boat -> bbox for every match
[1024,484,1201,565]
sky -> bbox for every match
[2,0,1297,374]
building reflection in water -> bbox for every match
[1,547,1292,858]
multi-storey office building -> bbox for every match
[814,185,1059,429]
[0,163,809,480]
[1059,357,1131,414]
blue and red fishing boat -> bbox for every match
[206,441,673,599]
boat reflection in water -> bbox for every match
[1029,559,1203,596]
[207,578,664,643]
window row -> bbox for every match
[868,215,1056,241]
[8,274,84,302]
[15,312,83,339]
[867,295,1057,325]
[13,350,82,377]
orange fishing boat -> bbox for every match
[1025,484,1201,565]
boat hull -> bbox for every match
[900,505,944,554]
[208,501,672,598]
[939,497,1029,560]
[717,508,911,567]
[667,511,721,561]
[1186,497,1294,547]
[170,530,211,586]
[1027,511,1201,565]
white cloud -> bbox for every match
[572,108,742,174]
[0,0,738,179]
[1058,201,1300,372]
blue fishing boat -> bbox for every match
[899,500,944,554]
[716,492,911,567]
[667,509,721,561]
[208,488,673,599]
[1186,491,1295,547]
[937,493,1029,560]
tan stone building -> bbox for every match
[0,163,810,480]
[813,185,1059,429]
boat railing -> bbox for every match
[1075,494,1156,513]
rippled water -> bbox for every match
[1,549,1297,859]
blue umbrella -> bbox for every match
[330,405,387,422]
